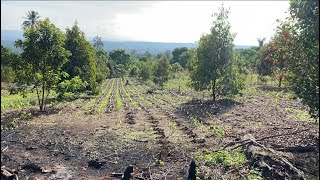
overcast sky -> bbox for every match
[1,1,289,45]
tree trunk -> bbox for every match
[212,78,216,102]
[278,76,282,88]
[40,81,45,112]
[35,85,42,111]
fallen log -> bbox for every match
[242,134,306,180]
[275,145,318,153]
[1,166,18,180]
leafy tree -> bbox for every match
[93,36,104,49]
[109,49,131,69]
[64,22,98,92]
[57,75,88,101]
[1,46,18,83]
[285,0,319,117]
[170,62,183,75]
[216,53,245,96]
[96,59,110,83]
[15,18,71,111]
[153,56,170,89]
[22,10,41,29]
[256,46,273,77]
[235,47,258,73]
[139,61,152,81]
[130,65,139,77]
[186,48,197,71]
[264,22,293,87]
[257,37,266,47]
[190,5,237,101]
[171,47,189,67]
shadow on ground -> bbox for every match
[175,98,243,121]
[256,85,289,92]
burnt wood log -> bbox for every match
[243,134,306,180]
[187,160,197,180]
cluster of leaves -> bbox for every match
[195,150,247,168]
[57,76,88,101]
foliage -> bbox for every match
[15,18,70,111]
[190,5,239,101]
[1,46,19,83]
[109,49,131,69]
[92,36,104,49]
[139,61,152,81]
[256,46,273,77]
[22,10,41,29]
[153,56,170,88]
[129,65,139,77]
[268,0,319,117]
[171,47,189,68]
[96,59,110,83]
[216,53,246,97]
[196,150,247,168]
[170,62,183,75]
[64,22,98,92]
[57,76,88,101]
[235,47,258,72]
[248,168,264,180]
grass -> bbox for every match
[115,79,123,110]
[97,78,115,114]
[248,168,264,180]
[121,77,138,109]
[83,79,111,111]
[195,149,247,168]
[1,90,56,112]
[190,116,225,138]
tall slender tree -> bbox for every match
[22,11,41,29]
[190,4,242,101]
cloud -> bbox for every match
[1,1,289,45]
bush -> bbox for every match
[57,76,88,100]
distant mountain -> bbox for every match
[1,30,252,54]
[1,30,23,41]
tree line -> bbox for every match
[1,0,318,117]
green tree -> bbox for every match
[256,46,273,77]
[1,46,18,83]
[93,36,104,49]
[170,62,183,76]
[153,56,170,89]
[286,0,319,117]
[130,65,139,77]
[15,18,71,111]
[22,10,41,29]
[257,37,266,47]
[109,49,131,69]
[171,47,189,67]
[64,22,98,92]
[139,61,152,81]
[190,5,237,101]
[235,47,258,73]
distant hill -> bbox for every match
[1,30,251,54]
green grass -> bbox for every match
[121,78,138,109]
[190,116,225,138]
[115,79,123,110]
[1,90,56,112]
[248,168,264,180]
[195,149,247,168]
[97,78,115,114]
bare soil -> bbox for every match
[1,78,319,180]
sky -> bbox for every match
[1,1,290,46]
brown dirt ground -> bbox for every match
[1,78,319,180]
